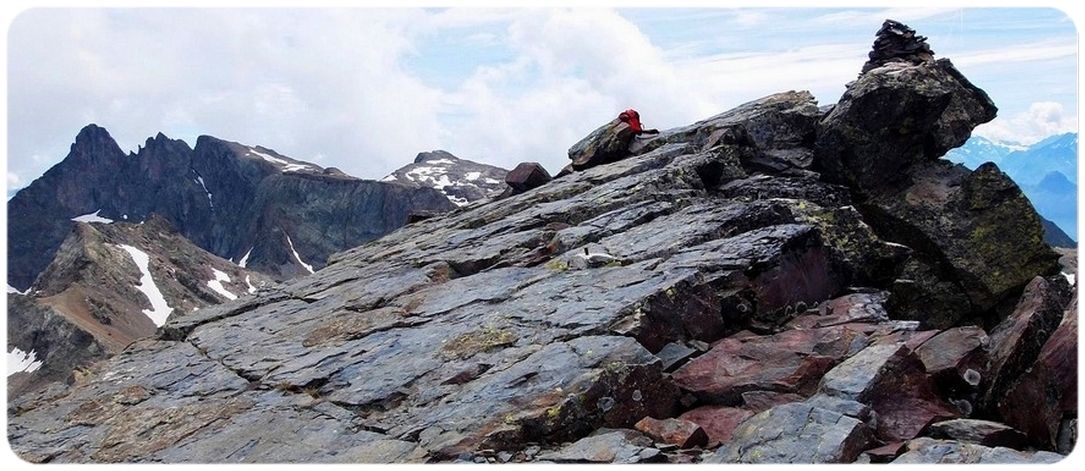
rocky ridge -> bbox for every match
[6,20,1074,464]
[7,130,454,289]
[8,215,272,398]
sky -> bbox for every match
[4,7,1078,194]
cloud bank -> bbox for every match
[6,8,1077,194]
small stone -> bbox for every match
[634,416,709,449]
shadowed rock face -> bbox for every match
[7,215,272,399]
[7,19,1073,464]
[7,130,455,289]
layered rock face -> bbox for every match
[7,20,1073,464]
[7,129,454,289]
[8,215,272,398]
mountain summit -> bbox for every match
[7,20,1074,464]
[382,150,509,206]
[7,129,455,289]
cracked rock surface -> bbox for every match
[7,20,1073,464]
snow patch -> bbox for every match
[207,268,238,301]
[1063,272,1076,286]
[483,178,503,185]
[248,147,313,173]
[381,174,397,182]
[285,234,314,274]
[116,244,173,326]
[238,247,253,268]
[464,171,482,181]
[71,210,113,224]
[245,275,257,294]
[195,175,214,209]
[8,347,43,376]
[7,284,28,295]
[425,158,456,166]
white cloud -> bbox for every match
[974,102,1078,145]
[4,7,1077,188]
[7,172,23,188]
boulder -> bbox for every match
[633,417,709,448]
[819,342,958,441]
[893,437,1063,464]
[915,326,988,398]
[982,276,1072,411]
[926,419,1029,449]
[537,429,660,463]
[997,292,1077,450]
[504,162,552,195]
[867,162,1060,317]
[816,58,996,191]
[672,325,872,403]
[567,120,637,171]
[815,19,1058,321]
[708,397,873,463]
[677,406,754,447]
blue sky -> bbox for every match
[5,7,1078,194]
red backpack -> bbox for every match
[618,109,643,133]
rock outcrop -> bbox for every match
[7,129,455,289]
[7,19,1073,464]
[503,162,552,196]
[7,215,272,398]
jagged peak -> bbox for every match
[74,123,112,144]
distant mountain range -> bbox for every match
[946,133,1077,242]
[7,123,512,398]
[7,125,465,290]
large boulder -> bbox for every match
[868,162,1061,318]
[818,342,959,442]
[997,292,1077,451]
[503,162,552,195]
[815,19,1057,323]
[567,120,637,171]
[708,396,874,463]
[982,275,1072,411]
[816,57,996,190]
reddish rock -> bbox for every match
[633,416,709,449]
[786,291,889,329]
[504,162,552,194]
[672,325,872,403]
[860,441,905,463]
[998,293,1077,450]
[819,342,958,442]
[982,276,1071,411]
[677,406,754,447]
[915,326,988,378]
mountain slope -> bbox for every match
[6,127,456,290]
[1000,133,1077,186]
[8,24,1068,463]
[944,135,1022,168]
[7,215,272,398]
[382,150,508,206]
